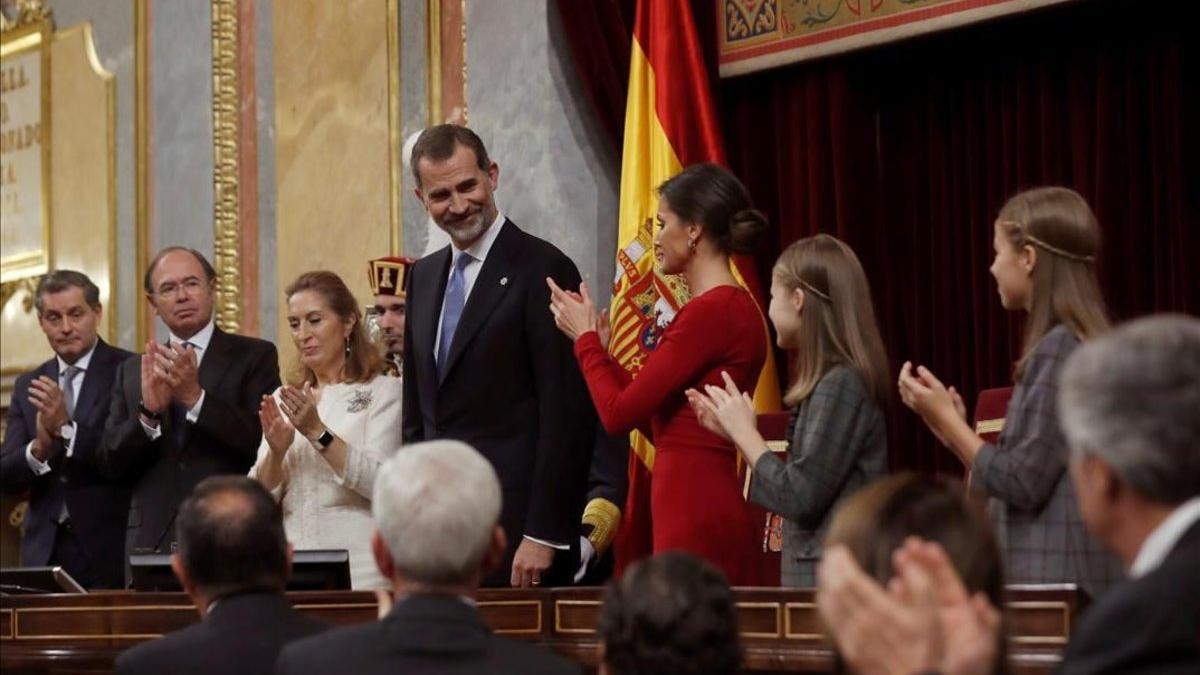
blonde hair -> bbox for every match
[284,270,384,386]
[996,187,1109,379]
[772,234,889,407]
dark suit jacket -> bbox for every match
[276,593,579,675]
[402,220,594,586]
[1059,518,1200,674]
[0,339,134,588]
[98,327,279,558]
[115,591,326,675]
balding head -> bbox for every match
[176,476,289,598]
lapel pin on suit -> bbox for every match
[500,277,508,286]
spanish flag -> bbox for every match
[590,0,782,575]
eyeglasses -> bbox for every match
[154,278,208,297]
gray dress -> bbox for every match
[749,365,887,587]
[971,324,1123,599]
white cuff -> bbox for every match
[523,534,570,551]
[25,441,52,475]
[185,390,205,422]
[574,536,596,583]
[63,422,78,458]
[141,417,163,440]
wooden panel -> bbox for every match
[2,586,1079,674]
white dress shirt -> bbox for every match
[141,318,216,439]
[25,340,99,475]
[433,211,507,358]
[1129,496,1200,578]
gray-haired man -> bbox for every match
[1056,314,1200,673]
[277,440,579,674]
[0,270,133,588]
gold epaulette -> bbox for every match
[582,498,621,555]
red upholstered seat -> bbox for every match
[974,386,1014,445]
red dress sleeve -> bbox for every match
[574,299,729,436]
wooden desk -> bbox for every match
[1,585,1084,674]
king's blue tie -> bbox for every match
[437,252,473,376]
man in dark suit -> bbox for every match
[98,247,280,562]
[277,440,578,675]
[1054,314,1200,674]
[402,125,593,587]
[115,476,326,675]
[0,271,134,588]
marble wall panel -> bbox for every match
[399,0,428,257]
[256,0,277,343]
[465,0,619,299]
[150,0,213,263]
[48,0,136,348]
[273,0,392,374]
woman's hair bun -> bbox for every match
[727,208,768,254]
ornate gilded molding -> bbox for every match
[386,0,401,254]
[426,0,441,124]
[0,0,52,34]
[210,0,242,333]
[0,277,38,314]
[458,0,466,123]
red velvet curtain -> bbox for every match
[555,0,1198,474]
[552,0,635,151]
[722,0,1197,473]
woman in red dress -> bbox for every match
[548,164,769,585]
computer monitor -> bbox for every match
[129,549,352,592]
[0,566,87,594]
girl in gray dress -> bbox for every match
[898,187,1123,598]
[688,234,890,586]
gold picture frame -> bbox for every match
[0,12,52,284]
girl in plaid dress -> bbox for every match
[898,187,1123,598]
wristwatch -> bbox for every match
[138,401,162,421]
[312,429,335,452]
[58,423,75,441]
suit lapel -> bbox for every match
[438,220,517,385]
[416,247,451,394]
[198,327,229,393]
[70,340,110,425]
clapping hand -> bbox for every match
[27,376,69,434]
[160,343,202,407]
[277,383,322,439]
[140,342,172,417]
[259,394,295,455]
[898,362,967,450]
[685,388,730,440]
[546,278,597,342]
[699,371,758,444]
[816,539,1001,675]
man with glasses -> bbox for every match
[99,247,280,569]
[1,271,134,588]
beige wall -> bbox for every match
[272,0,395,378]
[1,24,117,379]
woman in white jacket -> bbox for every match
[250,270,401,589]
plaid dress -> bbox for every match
[972,325,1124,599]
[750,365,888,587]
